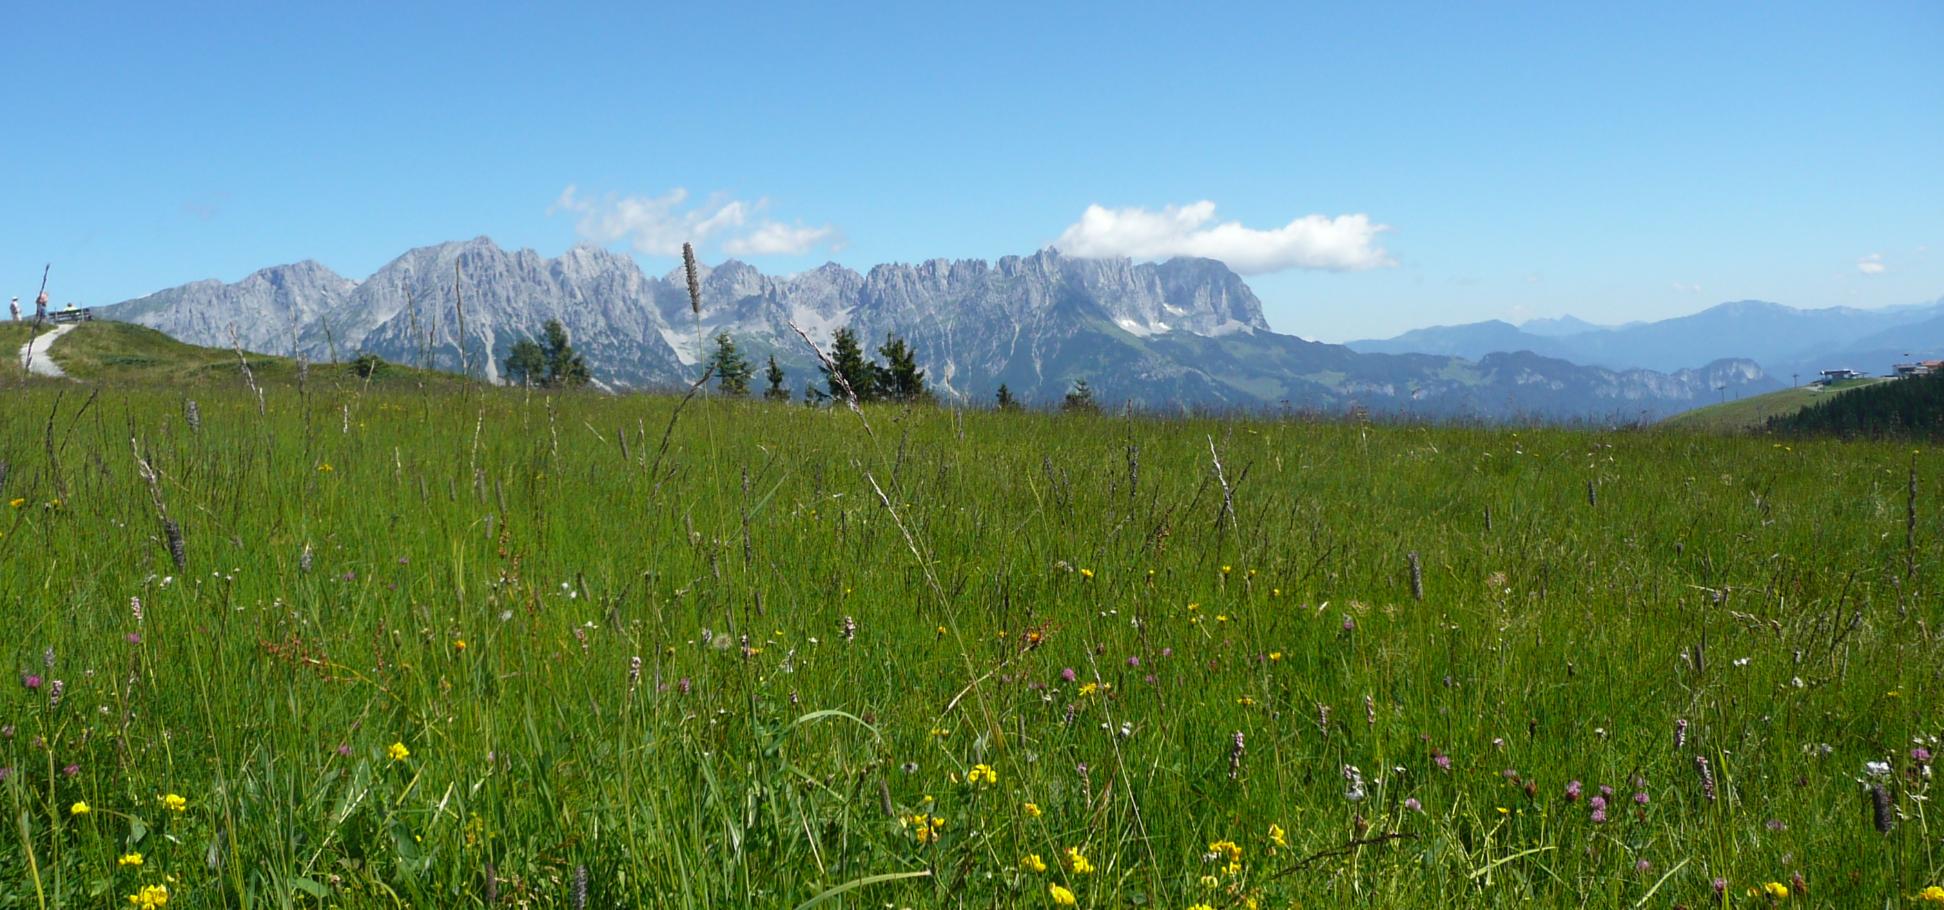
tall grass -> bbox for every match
[0,383,1938,908]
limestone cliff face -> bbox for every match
[100,237,1775,417]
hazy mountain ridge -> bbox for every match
[99,237,1775,418]
[1350,297,1944,379]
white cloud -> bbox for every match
[1671,281,1703,294]
[1053,201,1394,274]
[1857,253,1886,275]
[723,222,844,256]
[550,185,840,258]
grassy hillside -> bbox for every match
[3,320,459,388]
[0,383,1938,907]
[1659,377,1885,431]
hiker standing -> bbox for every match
[35,290,48,320]
[8,297,17,322]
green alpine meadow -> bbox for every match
[2,364,1940,907]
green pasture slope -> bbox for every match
[4,321,460,388]
[1,371,1940,907]
[1662,378,1887,433]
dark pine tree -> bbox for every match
[709,331,754,396]
[823,327,879,403]
[875,334,931,404]
[504,338,546,387]
[995,383,1018,411]
[764,355,790,401]
[1061,378,1099,414]
[542,320,590,387]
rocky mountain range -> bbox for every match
[100,237,1776,419]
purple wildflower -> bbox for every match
[61,763,79,778]
[1633,790,1649,806]
[1060,667,1077,683]
[1565,780,1583,802]
[21,674,41,690]
[1404,797,1423,813]
[1126,656,1140,668]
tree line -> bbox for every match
[504,319,1101,411]
[1770,372,1944,438]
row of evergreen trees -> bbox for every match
[1770,372,1944,438]
[505,320,1101,411]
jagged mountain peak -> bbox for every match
[100,238,1780,417]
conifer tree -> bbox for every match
[709,331,754,396]
[1061,378,1099,414]
[763,355,790,401]
[541,320,589,387]
[823,327,878,402]
[875,334,930,404]
[505,338,546,386]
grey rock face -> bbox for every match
[99,237,1774,418]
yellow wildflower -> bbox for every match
[1209,840,1243,863]
[1065,846,1094,874]
[967,764,998,786]
[1021,853,1047,873]
[160,793,187,813]
[118,852,144,867]
[1079,568,1094,579]
[7,498,24,508]
[1761,881,1790,900]
[317,463,333,473]
[1078,682,1099,697]
[453,639,467,651]
[1917,886,1944,903]
[387,741,411,762]
[1200,874,1220,889]
[127,884,169,908]
[1188,905,1215,910]
[1268,823,1287,847]
[1023,801,1043,818]
[69,801,90,816]
[1268,651,1282,661]
[1221,565,1232,575]
[1048,883,1076,905]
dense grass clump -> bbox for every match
[0,381,1940,908]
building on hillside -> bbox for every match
[1818,368,1864,383]
[1894,362,1931,378]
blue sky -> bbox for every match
[3,1,1938,341]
